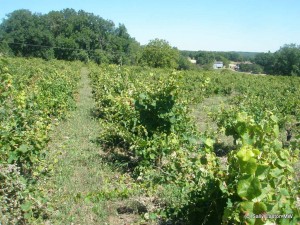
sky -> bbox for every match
[0,0,299,52]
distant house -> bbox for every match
[213,61,223,69]
[187,57,197,64]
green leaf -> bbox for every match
[255,164,269,180]
[275,159,286,168]
[237,145,259,162]
[21,202,32,212]
[270,168,283,177]
[256,184,272,201]
[204,138,214,148]
[18,144,29,153]
[273,139,282,149]
[237,176,262,200]
[240,201,255,225]
[219,181,228,194]
[273,124,279,137]
[237,177,252,200]
[237,112,248,122]
[139,93,147,99]
[270,115,278,123]
[8,151,17,163]
[237,146,260,174]
[253,202,267,214]
[241,133,254,145]
[254,218,265,225]
[278,150,289,160]
[149,213,157,220]
[279,188,289,196]
[240,158,257,175]
[247,178,262,200]
[24,212,32,219]
[226,198,233,208]
[286,165,294,173]
[240,201,254,213]
[149,153,156,160]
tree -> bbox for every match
[273,44,300,76]
[178,55,197,70]
[0,10,55,59]
[141,39,179,69]
[254,52,275,74]
[0,9,140,64]
[126,41,142,65]
[239,63,263,74]
[227,52,243,62]
[195,51,214,66]
[254,44,300,76]
[55,35,78,60]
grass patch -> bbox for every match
[43,68,144,224]
[190,95,235,152]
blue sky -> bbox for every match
[0,0,299,52]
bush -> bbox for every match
[239,63,263,74]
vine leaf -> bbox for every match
[237,176,262,200]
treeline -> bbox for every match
[0,9,190,69]
[238,44,300,76]
[182,45,300,76]
[181,50,257,68]
[254,44,300,76]
[0,9,140,64]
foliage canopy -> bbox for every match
[141,39,179,69]
[254,44,300,76]
[0,9,140,64]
